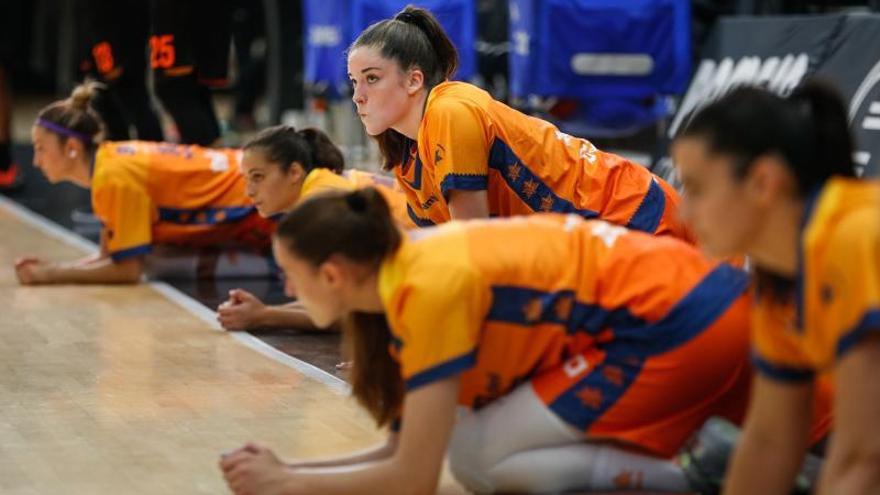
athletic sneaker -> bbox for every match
[678,417,821,495]
[678,417,738,495]
[0,162,24,190]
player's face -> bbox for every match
[240,149,302,217]
[348,46,415,136]
[673,137,763,258]
[273,237,347,328]
[31,126,73,184]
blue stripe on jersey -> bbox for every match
[399,139,423,191]
[486,286,645,334]
[487,139,600,218]
[157,205,255,225]
[486,263,747,351]
[752,353,815,382]
[440,174,489,197]
[109,244,152,261]
[608,263,749,357]
[547,263,749,431]
[626,178,665,234]
[548,348,644,431]
[836,308,880,359]
[404,350,477,391]
[406,204,436,227]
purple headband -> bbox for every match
[34,118,93,144]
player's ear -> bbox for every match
[406,68,425,95]
[287,161,306,183]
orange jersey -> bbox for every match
[396,82,691,241]
[380,215,753,455]
[753,178,880,381]
[91,141,275,261]
[299,168,414,228]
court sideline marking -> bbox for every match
[0,194,349,395]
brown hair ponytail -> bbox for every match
[275,188,404,425]
[350,5,459,171]
[343,312,403,426]
[243,125,345,174]
[36,81,105,153]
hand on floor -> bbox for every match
[220,442,292,495]
[217,288,266,331]
[14,257,53,285]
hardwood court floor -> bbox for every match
[5,144,348,376]
[0,203,466,494]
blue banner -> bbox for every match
[303,0,352,97]
[509,0,691,100]
[304,0,476,98]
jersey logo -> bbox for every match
[821,284,834,304]
[578,140,598,164]
[591,221,627,248]
[563,214,580,232]
[522,297,543,323]
[554,130,573,146]
[434,144,445,165]
[205,150,230,172]
[419,195,438,210]
[601,365,624,387]
[556,130,598,164]
[554,297,573,321]
[563,354,590,378]
[522,179,539,198]
[507,162,522,182]
[115,144,137,155]
[576,386,603,409]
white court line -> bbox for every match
[0,194,348,395]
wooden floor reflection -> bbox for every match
[0,204,466,494]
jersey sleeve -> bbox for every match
[824,212,880,360]
[390,265,491,391]
[92,180,154,261]
[751,297,816,383]
[422,99,492,199]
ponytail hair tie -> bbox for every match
[396,12,417,24]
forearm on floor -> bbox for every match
[287,436,398,470]
[48,257,143,284]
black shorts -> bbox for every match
[79,0,151,83]
[0,0,27,68]
[150,0,232,86]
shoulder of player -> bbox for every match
[425,85,487,121]
[821,200,879,255]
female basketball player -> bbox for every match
[346,6,691,241]
[672,81,879,494]
[14,83,278,285]
[218,125,410,331]
[218,189,831,495]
